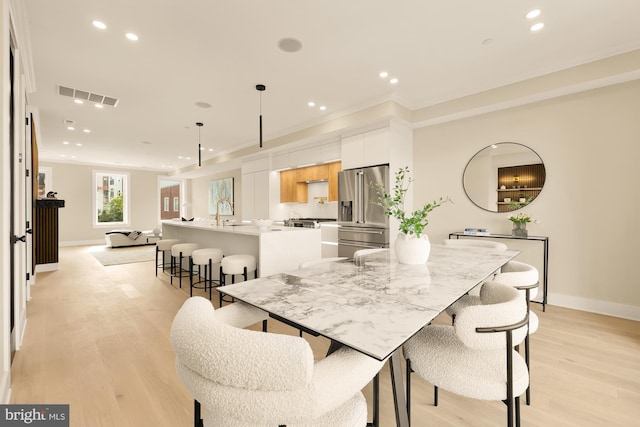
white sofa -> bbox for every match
[105,230,157,248]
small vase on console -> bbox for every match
[395,233,431,264]
[512,222,528,238]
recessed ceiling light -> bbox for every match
[185,156,191,160]
[319,106,327,111]
[76,143,82,147]
[491,144,498,149]
[83,129,91,133]
[200,146,205,151]
[178,156,183,159]
[526,9,542,20]
[125,33,139,41]
[308,101,315,107]
[208,148,213,152]
[62,141,69,145]
[74,99,84,104]
[389,78,399,85]
[530,22,545,32]
[278,37,303,53]
[92,20,107,30]
[60,154,66,158]
[94,104,103,109]
[71,155,77,159]
[379,71,389,79]
[67,126,75,131]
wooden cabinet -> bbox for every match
[297,164,328,182]
[328,161,342,201]
[280,169,307,203]
[279,161,342,203]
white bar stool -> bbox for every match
[170,243,199,288]
[155,239,180,276]
[219,254,257,306]
[190,248,224,300]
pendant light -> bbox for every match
[196,122,203,167]
[256,84,266,148]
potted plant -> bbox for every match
[507,210,537,237]
[372,166,450,264]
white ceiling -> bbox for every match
[21,0,640,173]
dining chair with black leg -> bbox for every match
[403,281,529,427]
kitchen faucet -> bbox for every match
[215,197,233,227]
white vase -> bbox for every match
[394,233,430,264]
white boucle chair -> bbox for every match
[443,239,508,320]
[171,296,384,427]
[403,282,529,427]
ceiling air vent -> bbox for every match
[57,85,119,107]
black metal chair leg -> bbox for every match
[194,399,203,427]
[189,258,194,297]
[406,359,412,423]
[515,396,521,427]
[434,385,438,406]
[525,333,531,405]
[155,247,159,276]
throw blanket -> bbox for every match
[105,230,143,240]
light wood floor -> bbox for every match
[10,245,640,426]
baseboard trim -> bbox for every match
[60,239,104,247]
[1,370,10,404]
[549,292,640,321]
[35,263,59,273]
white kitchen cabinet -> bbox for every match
[241,157,270,220]
[320,141,341,163]
[341,127,390,169]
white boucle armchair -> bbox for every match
[403,282,529,427]
[170,297,384,427]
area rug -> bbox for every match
[89,245,156,266]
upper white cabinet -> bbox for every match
[340,124,412,170]
[272,140,341,171]
[341,127,390,169]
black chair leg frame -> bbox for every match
[170,252,192,288]
[219,266,250,306]
[194,399,204,427]
[190,258,219,299]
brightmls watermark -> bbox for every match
[0,405,69,426]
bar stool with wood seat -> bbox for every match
[190,248,224,300]
[170,243,199,288]
[155,239,180,276]
[218,254,257,306]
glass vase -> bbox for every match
[511,221,528,238]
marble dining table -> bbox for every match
[218,244,519,427]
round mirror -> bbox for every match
[463,142,546,213]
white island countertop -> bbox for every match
[161,220,321,277]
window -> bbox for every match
[93,171,129,227]
[159,178,182,220]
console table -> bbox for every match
[449,232,549,311]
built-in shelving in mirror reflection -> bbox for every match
[463,142,546,213]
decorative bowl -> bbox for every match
[252,219,274,230]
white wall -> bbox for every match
[40,162,163,245]
[413,79,640,319]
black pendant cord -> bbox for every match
[259,114,263,148]
[256,84,266,148]
[196,122,203,167]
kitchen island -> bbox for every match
[161,220,321,277]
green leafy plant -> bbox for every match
[372,166,450,238]
[508,211,537,224]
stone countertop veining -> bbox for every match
[219,245,520,361]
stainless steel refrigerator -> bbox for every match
[337,164,390,257]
